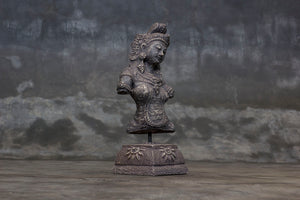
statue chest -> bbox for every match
[132,80,168,103]
[131,80,169,127]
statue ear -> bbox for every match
[140,43,146,49]
[139,43,147,60]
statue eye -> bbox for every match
[156,45,162,50]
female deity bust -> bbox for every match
[117,23,175,134]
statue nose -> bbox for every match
[159,51,164,56]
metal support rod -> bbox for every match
[148,132,152,144]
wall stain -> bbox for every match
[244,132,260,143]
[54,99,66,105]
[76,112,124,142]
[250,152,274,161]
[239,117,256,125]
[77,113,108,134]
[167,117,225,143]
[260,124,271,132]
[0,129,3,149]
[13,118,80,151]
[102,103,119,113]
[195,117,225,140]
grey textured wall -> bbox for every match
[0,0,300,162]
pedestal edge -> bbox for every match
[113,164,188,176]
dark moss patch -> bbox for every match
[244,132,260,143]
[228,118,238,126]
[267,135,293,152]
[260,124,271,132]
[239,117,256,125]
[25,154,115,161]
[102,103,120,113]
[77,113,108,134]
[54,99,66,105]
[250,152,274,161]
[120,114,131,127]
[166,122,185,143]
[194,117,225,140]
[0,129,3,149]
[244,124,271,144]
[167,117,225,143]
[76,113,123,142]
[13,118,80,151]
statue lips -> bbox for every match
[156,55,164,63]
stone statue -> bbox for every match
[117,23,175,135]
[114,23,187,176]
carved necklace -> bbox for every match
[137,69,163,95]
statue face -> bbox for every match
[145,41,167,65]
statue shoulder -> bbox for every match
[117,66,135,95]
[120,66,134,78]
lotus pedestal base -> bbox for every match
[113,144,188,176]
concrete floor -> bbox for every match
[0,160,299,200]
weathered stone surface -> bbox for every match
[1,0,299,109]
[0,96,300,162]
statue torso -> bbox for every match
[118,66,174,134]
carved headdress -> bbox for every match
[129,23,170,61]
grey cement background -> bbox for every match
[0,0,300,162]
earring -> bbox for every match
[137,61,145,73]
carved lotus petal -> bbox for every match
[160,147,176,161]
[126,146,145,160]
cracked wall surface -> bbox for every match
[0,0,300,162]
